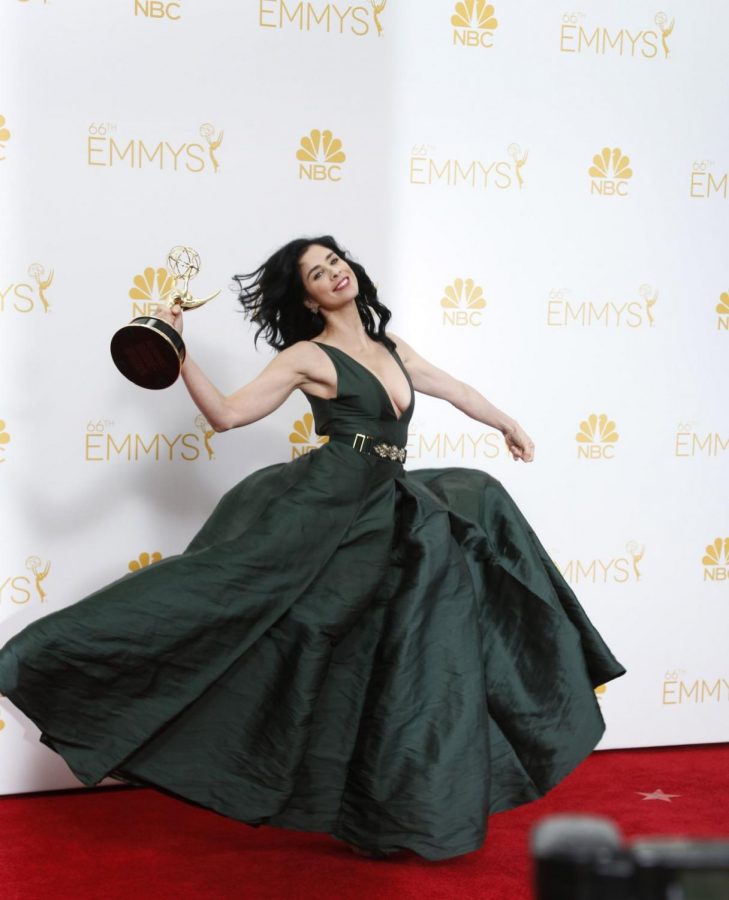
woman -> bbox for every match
[0,236,625,861]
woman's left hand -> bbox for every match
[152,303,184,335]
[503,423,535,462]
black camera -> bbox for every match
[532,814,729,900]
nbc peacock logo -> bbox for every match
[0,420,10,462]
[129,266,175,316]
[290,412,329,459]
[441,278,486,327]
[576,413,619,459]
[296,129,346,182]
[451,0,498,48]
[0,115,10,161]
[589,147,633,196]
[128,551,163,573]
[716,291,729,331]
[702,537,729,582]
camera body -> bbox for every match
[532,815,729,900]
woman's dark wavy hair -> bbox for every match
[233,235,394,351]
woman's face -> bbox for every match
[298,244,359,311]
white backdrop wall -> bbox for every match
[0,0,727,795]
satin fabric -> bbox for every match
[0,341,625,860]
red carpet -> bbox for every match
[1,744,727,899]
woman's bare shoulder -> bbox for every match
[274,340,324,366]
[273,340,333,383]
[386,332,416,361]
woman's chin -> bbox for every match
[336,288,359,304]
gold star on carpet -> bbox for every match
[636,789,680,802]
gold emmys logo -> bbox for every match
[589,147,633,196]
[441,278,486,326]
[87,122,223,173]
[129,266,175,316]
[674,423,729,458]
[84,416,214,463]
[129,551,163,572]
[576,413,619,459]
[0,263,54,314]
[547,285,656,328]
[715,291,729,330]
[560,10,674,59]
[0,556,51,605]
[297,129,346,182]
[451,0,498,48]
[195,414,216,460]
[662,670,729,705]
[406,428,504,462]
[410,143,527,190]
[702,537,729,582]
[290,413,328,459]
[0,115,10,161]
[553,541,644,585]
[259,1,386,37]
[134,0,182,20]
[0,420,10,462]
[690,160,727,201]
[594,684,607,700]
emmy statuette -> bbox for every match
[111,247,220,390]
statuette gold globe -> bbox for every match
[167,246,200,283]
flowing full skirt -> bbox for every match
[0,444,625,860]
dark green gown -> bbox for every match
[0,341,625,860]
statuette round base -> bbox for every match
[110,317,185,390]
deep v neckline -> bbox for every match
[313,341,414,422]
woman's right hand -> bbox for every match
[503,422,535,463]
[153,303,183,335]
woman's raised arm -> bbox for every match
[155,305,324,433]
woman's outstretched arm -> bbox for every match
[153,305,327,432]
[389,332,535,463]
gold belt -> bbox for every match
[328,433,407,464]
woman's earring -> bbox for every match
[309,304,319,314]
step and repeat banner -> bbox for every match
[0,0,727,794]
